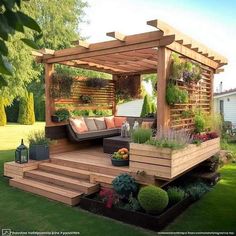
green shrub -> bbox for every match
[28,93,35,125]
[54,108,70,121]
[132,128,152,144]
[167,187,185,205]
[194,114,206,133]
[0,97,7,126]
[140,95,152,117]
[184,182,210,200]
[138,185,169,214]
[112,174,138,199]
[18,95,28,124]
[28,130,51,145]
[166,83,188,106]
[120,194,142,212]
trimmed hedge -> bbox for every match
[5,99,19,122]
[0,97,7,126]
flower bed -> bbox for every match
[130,137,220,179]
[79,194,193,231]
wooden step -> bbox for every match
[10,178,82,206]
[24,170,99,194]
[39,163,90,180]
[50,157,130,176]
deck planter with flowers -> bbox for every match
[130,137,220,180]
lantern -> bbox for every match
[15,139,29,164]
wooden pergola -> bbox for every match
[35,19,227,130]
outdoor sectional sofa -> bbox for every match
[67,116,155,142]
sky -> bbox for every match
[80,0,236,92]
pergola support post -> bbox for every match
[157,47,171,129]
[45,63,55,127]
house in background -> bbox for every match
[214,86,236,126]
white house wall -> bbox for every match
[214,94,236,125]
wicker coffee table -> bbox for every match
[103,136,131,154]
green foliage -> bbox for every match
[166,83,188,106]
[5,99,19,122]
[120,194,142,212]
[0,0,41,79]
[28,92,35,124]
[140,95,152,117]
[112,174,138,199]
[51,73,74,98]
[28,130,51,145]
[132,128,152,144]
[184,182,210,201]
[115,89,131,104]
[146,128,192,150]
[17,92,35,125]
[54,108,70,121]
[79,95,93,104]
[181,109,194,118]
[169,54,185,81]
[85,78,109,88]
[138,185,169,214]
[205,113,222,134]
[194,113,206,133]
[167,187,186,205]
[0,97,7,126]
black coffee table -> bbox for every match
[103,136,131,154]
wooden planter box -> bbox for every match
[79,194,193,231]
[130,137,220,180]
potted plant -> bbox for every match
[79,95,92,104]
[28,131,51,160]
[111,148,129,166]
[51,108,70,122]
[85,77,109,89]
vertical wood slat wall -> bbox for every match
[169,64,214,131]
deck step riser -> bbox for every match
[39,164,90,180]
[24,172,99,194]
[51,158,129,176]
[10,179,80,206]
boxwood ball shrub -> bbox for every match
[112,174,138,199]
[167,187,186,205]
[138,185,169,214]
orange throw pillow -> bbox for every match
[105,116,115,129]
[114,116,127,128]
[69,118,88,133]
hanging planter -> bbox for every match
[85,78,109,89]
[79,95,93,104]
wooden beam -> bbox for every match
[106,31,126,41]
[72,40,90,48]
[45,63,54,127]
[157,47,171,129]
[147,19,227,65]
[40,48,55,55]
[43,34,175,64]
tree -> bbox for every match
[140,95,152,118]
[28,92,35,124]
[0,0,41,82]
[0,97,7,126]
[18,93,28,124]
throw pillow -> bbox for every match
[69,117,88,133]
[84,117,98,131]
[114,116,127,128]
[94,117,107,130]
[104,116,115,129]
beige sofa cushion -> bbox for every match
[84,117,98,131]
[94,117,106,130]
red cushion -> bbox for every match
[114,116,127,128]
[69,118,88,133]
[105,116,115,129]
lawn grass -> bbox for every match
[0,123,236,234]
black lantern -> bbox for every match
[15,139,29,164]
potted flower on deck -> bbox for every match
[111,148,129,166]
[28,131,51,161]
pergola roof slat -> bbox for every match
[106,31,126,41]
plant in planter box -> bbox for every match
[167,187,186,206]
[111,148,129,166]
[98,188,119,208]
[79,95,92,104]
[112,174,138,199]
[138,185,169,214]
[52,108,70,122]
[28,131,51,160]
[181,109,194,118]
[132,128,152,144]
[166,83,189,106]
[184,182,210,201]
[194,112,206,133]
[85,77,109,88]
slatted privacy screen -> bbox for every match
[169,64,213,131]
[53,77,115,111]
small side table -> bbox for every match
[103,136,131,154]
